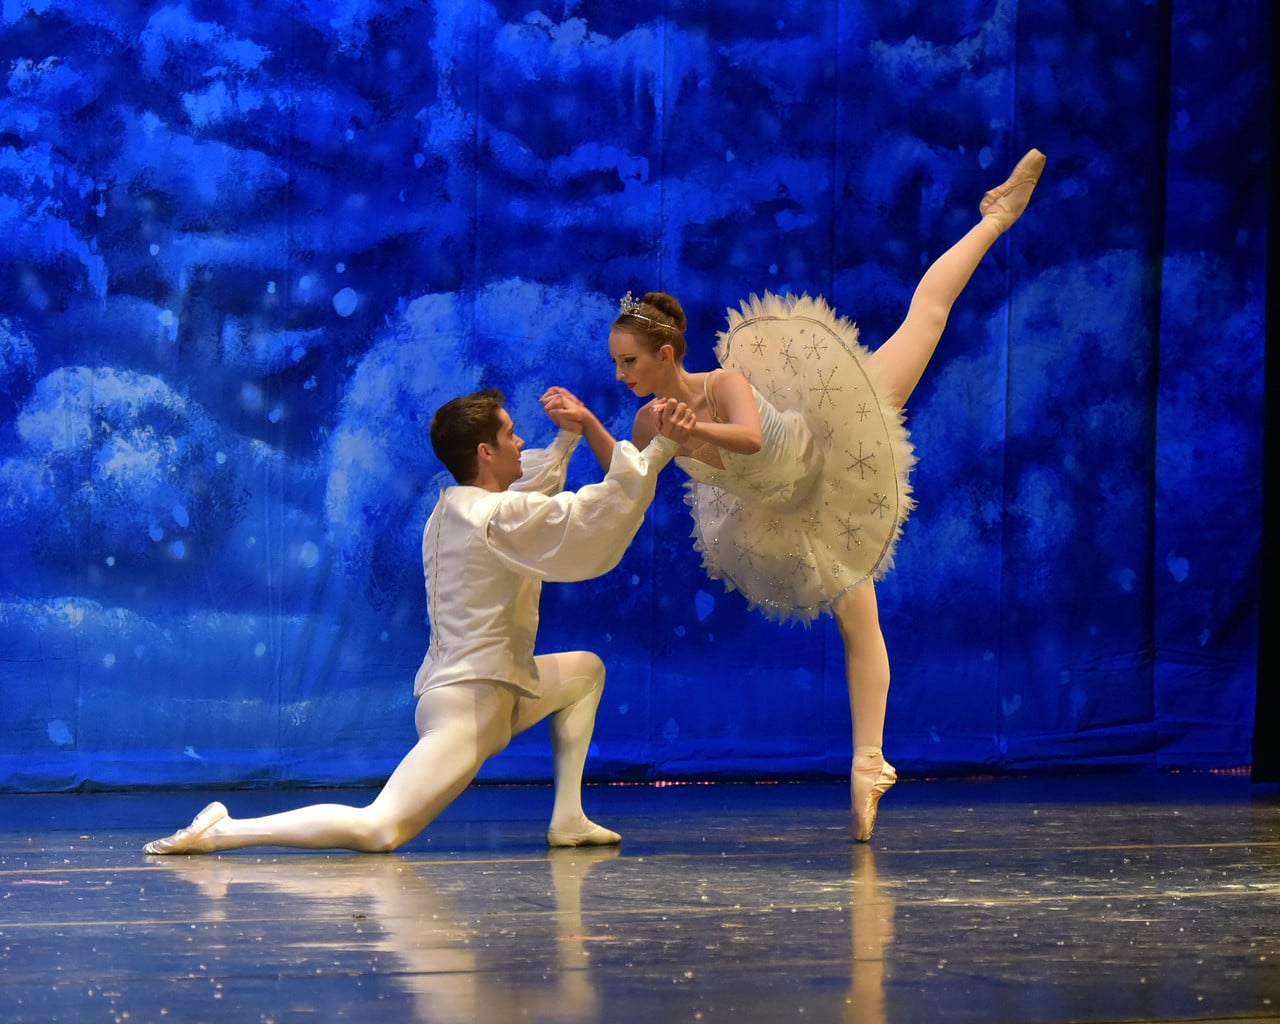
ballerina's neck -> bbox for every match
[657,367,708,411]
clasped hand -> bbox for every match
[649,397,696,445]
[540,387,695,446]
[540,386,591,434]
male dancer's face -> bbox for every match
[488,408,525,489]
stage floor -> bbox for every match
[2,773,1278,1023]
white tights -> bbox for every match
[840,215,1008,773]
[195,650,607,853]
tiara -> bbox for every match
[618,291,677,331]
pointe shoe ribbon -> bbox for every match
[546,821,622,848]
[143,801,228,855]
[979,148,1046,233]
[852,761,897,843]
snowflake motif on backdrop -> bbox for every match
[750,333,768,357]
[867,492,890,519]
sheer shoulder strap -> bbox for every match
[703,369,722,422]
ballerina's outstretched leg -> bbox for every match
[871,148,1046,407]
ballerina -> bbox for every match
[546,148,1047,840]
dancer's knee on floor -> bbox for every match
[354,818,414,854]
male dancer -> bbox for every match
[144,387,695,854]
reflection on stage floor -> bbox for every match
[2,773,1277,1023]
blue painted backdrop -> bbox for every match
[0,1,1266,791]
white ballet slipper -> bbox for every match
[143,801,228,855]
[546,819,622,848]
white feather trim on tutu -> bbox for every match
[679,291,916,625]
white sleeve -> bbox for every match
[508,429,581,497]
[484,435,679,582]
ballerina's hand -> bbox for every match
[639,398,668,437]
[657,400,697,446]
[540,385,584,406]
[540,386,589,434]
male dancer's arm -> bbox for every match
[509,428,581,497]
[484,431,680,583]
[511,388,634,493]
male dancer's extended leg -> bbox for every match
[514,651,620,847]
[143,682,519,854]
[871,148,1046,407]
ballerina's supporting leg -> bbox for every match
[833,582,897,843]
[144,682,518,854]
[832,150,1046,843]
[871,148,1046,407]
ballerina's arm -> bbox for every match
[686,370,762,455]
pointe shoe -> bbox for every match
[852,761,897,843]
[143,801,228,855]
[546,819,622,848]
[979,148,1046,233]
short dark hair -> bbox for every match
[429,388,505,483]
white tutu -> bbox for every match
[678,292,916,623]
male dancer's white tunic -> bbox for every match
[415,429,678,698]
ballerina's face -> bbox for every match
[609,327,669,397]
